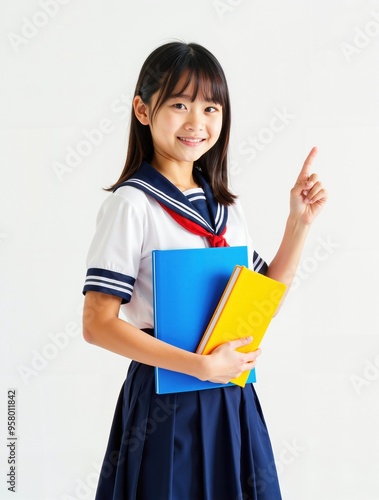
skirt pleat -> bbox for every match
[95,362,282,500]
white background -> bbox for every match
[1,0,379,499]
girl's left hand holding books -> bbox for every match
[289,146,328,226]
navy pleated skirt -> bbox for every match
[95,361,282,500]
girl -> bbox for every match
[82,42,327,499]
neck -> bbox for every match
[151,153,199,192]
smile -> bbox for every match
[178,137,205,144]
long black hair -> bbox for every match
[108,42,236,205]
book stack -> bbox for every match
[152,246,286,394]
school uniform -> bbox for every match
[83,161,282,500]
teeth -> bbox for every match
[179,137,203,143]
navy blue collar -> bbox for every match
[116,161,228,235]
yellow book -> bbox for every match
[196,266,286,387]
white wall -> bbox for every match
[1,1,378,499]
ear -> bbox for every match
[133,96,150,125]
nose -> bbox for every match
[184,109,204,132]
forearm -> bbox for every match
[266,215,310,288]
[83,291,258,384]
[84,314,208,380]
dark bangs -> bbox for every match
[149,50,229,121]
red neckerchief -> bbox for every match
[158,202,229,247]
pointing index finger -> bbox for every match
[298,146,318,181]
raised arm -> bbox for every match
[266,147,328,293]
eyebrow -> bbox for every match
[171,93,192,100]
[170,93,219,104]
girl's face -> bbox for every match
[135,77,223,171]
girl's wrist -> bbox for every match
[286,213,312,234]
[192,353,211,382]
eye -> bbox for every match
[173,103,187,110]
[205,106,219,113]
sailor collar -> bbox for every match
[116,161,228,239]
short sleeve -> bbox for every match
[82,193,144,304]
[225,198,268,275]
[252,250,268,275]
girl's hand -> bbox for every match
[290,146,328,225]
[202,337,261,384]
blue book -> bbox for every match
[152,246,257,394]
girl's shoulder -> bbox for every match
[110,183,154,209]
[228,197,245,216]
[94,184,154,226]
